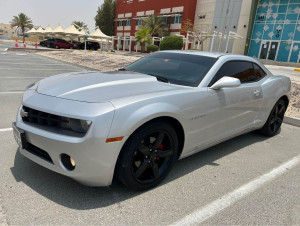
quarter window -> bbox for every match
[253,63,267,80]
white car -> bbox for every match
[13,51,291,190]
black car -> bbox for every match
[77,41,100,50]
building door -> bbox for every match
[268,42,279,60]
[289,42,300,63]
[259,41,270,59]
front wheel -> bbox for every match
[258,99,286,137]
[116,121,178,190]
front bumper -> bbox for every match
[15,90,125,186]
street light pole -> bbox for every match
[72,23,88,53]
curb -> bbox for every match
[283,116,300,127]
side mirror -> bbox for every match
[210,76,241,90]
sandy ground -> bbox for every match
[37,51,300,119]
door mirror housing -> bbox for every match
[210,76,241,90]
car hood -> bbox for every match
[37,71,179,103]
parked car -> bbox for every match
[40,39,76,49]
[52,39,77,49]
[40,39,55,47]
[13,51,291,190]
[77,41,100,50]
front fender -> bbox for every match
[108,101,184,141]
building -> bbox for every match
[193,0,253,54]
[114,0,198,51]
[114,0,300,63]
[248,0,300,63]
[0,23,16,39]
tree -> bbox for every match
[135,28,152,52]
[141,14,169,37]
[180,19,212,51]
[10,13,33,42]
[72,21,88,32]
[94,0,116,36]
[159,35,183,50]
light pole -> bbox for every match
[72,23,88,52]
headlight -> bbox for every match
[60,117,92,133]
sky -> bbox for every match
[0,0,104,32]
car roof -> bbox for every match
[161,50,256,61]
[161,50,225,58]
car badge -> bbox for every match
[20,109,28,117]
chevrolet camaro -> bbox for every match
[13,51,291,190]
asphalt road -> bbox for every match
[265,64,300,82]
[0,51,299,225]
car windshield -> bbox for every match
[124,52,218,87]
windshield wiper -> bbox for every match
[145,73,169,83]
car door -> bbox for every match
[192,61,264,147]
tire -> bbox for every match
[55,45,59,49]
[116,121,178,191]
[258,99,286,137]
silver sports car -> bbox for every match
[13,51,291,190]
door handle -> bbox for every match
[254,90,261,96]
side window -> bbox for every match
[253,63,267,81]
[209,61,256,86]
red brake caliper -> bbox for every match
[157,144,163,160]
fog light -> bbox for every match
[61,154,75,171]
[70,157,76,167]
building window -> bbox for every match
[125,19,131,26]
[118,21,123,27]
[163,17,169,25]
[172,15,182,24]
[136,18,143,26]
[0,29,3,33]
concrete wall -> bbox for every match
[193,0,252,54]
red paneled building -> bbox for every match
[114,0,197,51]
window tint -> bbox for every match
[209,61,256,86]
[125,52,217,87]
[253,63,267,80]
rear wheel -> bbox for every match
[55,45,59,49]
[116,121,178,190]
[258,99,286,137]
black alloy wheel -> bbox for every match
[116,121,178,190]
[259,99,286,137]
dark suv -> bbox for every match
[78,41,100,50]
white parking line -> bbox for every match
[0,63,66,65]
[0,91,23,94]
[0,128,12,132]
[0,77,46,79]
[172,154,300,225]
[0,68,82,71]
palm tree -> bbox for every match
[135,28,152,52]
[72,21,88,32]
[141,14,169,37]
[10,13,33,43]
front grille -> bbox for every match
[21,106,86,137]
[22,106,67,128]
[25,142,53,164]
